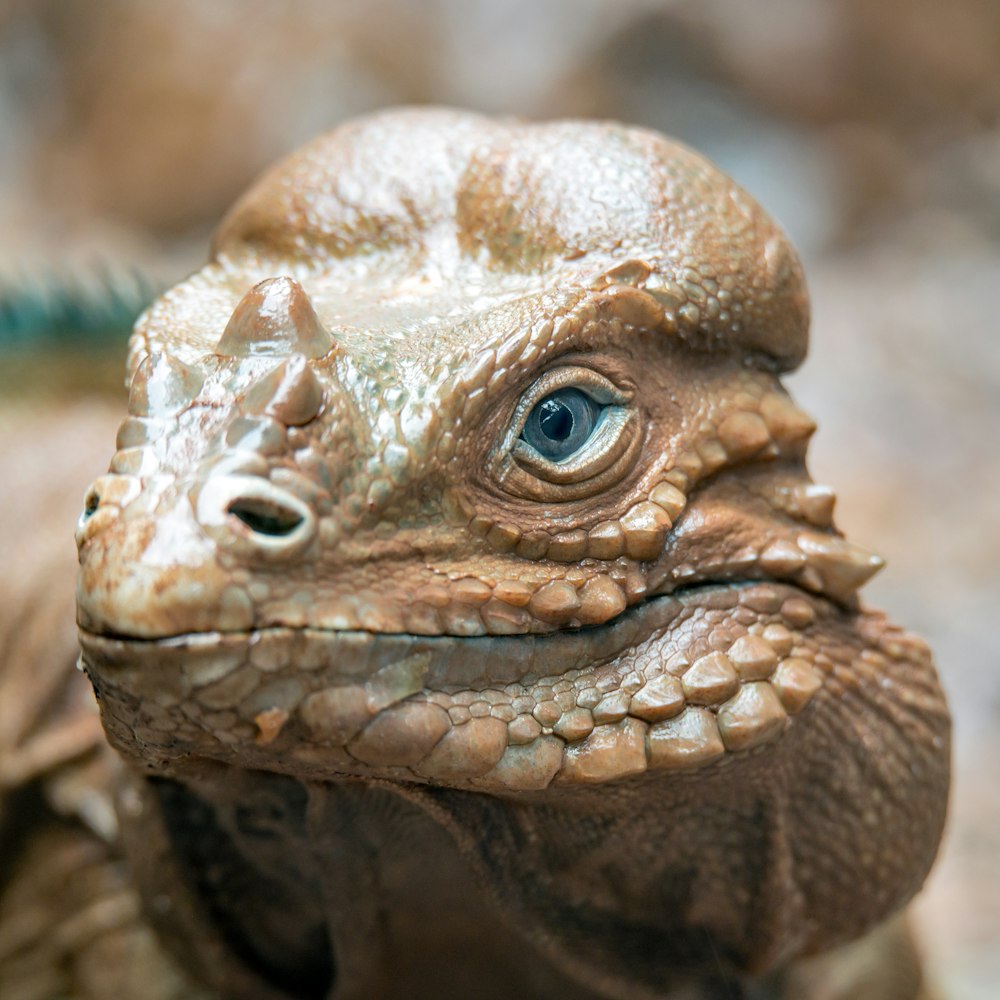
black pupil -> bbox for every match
[520,387,602,461]
[538,398,575,441]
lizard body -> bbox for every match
[73,109,949,999]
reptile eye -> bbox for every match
[521,388,602,461]
[497,366,642,502]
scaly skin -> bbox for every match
[75,109,949,1000]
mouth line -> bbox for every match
[78,577,812,647]
[78,579,832,691]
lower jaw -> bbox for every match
[79,580,835,791]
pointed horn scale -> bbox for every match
[217,276,335,359]
[244,354,324,426]
[128,352,205,417]
[796,531,885,602]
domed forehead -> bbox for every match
[214,108,770,277]
[137,109,807,374]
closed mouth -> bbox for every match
[78,579,831,789]
[77,577,822,683]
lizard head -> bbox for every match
[75,109,948,979]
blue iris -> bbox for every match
[521,388,602,461]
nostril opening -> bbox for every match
[200,476,315,559]
[227,497,304,537]
[83,491,100,519]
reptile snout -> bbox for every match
[196,474,317,562]
[75,472,257,638]
[76,469,320,638]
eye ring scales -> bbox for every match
[494,366,642,502]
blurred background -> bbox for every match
[0,1,997,995]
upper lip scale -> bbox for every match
[77,579,830,691]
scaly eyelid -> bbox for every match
[505,366,631,446]
[513,407,635,483]
[492,365,641,497]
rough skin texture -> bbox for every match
[71,109,949,999]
